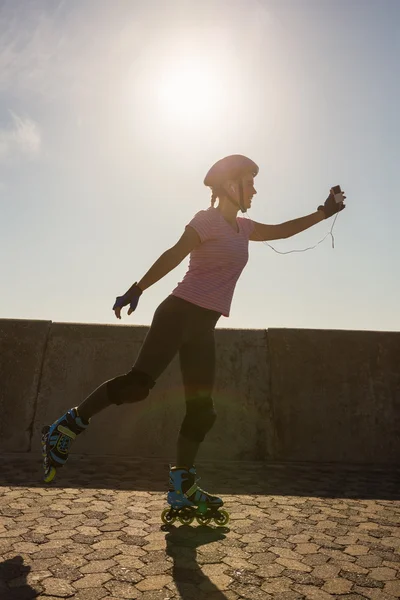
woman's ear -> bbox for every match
[223,180,236,196]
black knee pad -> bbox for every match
[107,368,155,406]
[179,396,217,443]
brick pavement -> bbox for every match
[0,454,399,600]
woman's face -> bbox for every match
[221,173,257,210]
[241,174,257,210]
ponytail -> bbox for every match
[211,191,217,207]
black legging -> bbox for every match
[134,295,221,400]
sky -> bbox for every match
[0,0,399,331]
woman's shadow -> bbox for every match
[0,555,37,599]
[164,522,231,599]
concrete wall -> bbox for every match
[268,329,400,464]
[1,318,399,465]
[0,319,51,452]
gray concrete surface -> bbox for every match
[1,318,399,464]
[0,320,51,453]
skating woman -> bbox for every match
[42,155,345,525]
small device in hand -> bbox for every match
[332,185,344,204]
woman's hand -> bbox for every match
[318,188,346,219]
[112,283,143,319]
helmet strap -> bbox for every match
[224,179,247,213]
[238,180,246,213]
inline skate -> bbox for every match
[41,407,89,482]
[161,465,229,526]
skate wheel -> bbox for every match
[44,466,56,484]
[195,514,212,526]
[178,507,194,525]
[161,508,176,525]
[213,509,229,526]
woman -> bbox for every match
[42,155,345,523]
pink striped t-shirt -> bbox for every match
[172,207,255,317]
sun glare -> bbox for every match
[158,57,221,123]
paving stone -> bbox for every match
[135,574,172,591]
[354,587,395,600]
[222,556,257,571]
[276,557,312,572]
[260,575,293,592]
[32,547,63,559]
[249,551,277,566]
[281,570,324,586]
[199,571,233,591]
[230,582,272,599]
[59,554,88,568]
[49,563,83,581]
[137,559,171,576]
[345,544,371,556]
[370,566,397,581]
[225,567,262,586]
[43,577,76,597]
[73,573,113,589]
[104,580,142,598]
[73,589,109,600]
[206,592,240,600]
[340,595,372,600]
[115,555,147,570]
[254,563,285,577]
[80,559,117,574]
[341,570,385,588]
[311,564,340,579]
[293,583,334,598]
[270,547,304,561]
[271,593,305,600]
[357,554,385,568]
[384,579,400,596]
[295,543,320,554]
[288,534,311,543]
[322,577,354,593]
[302,549,330,563]
[108,565,143,583]
[85,548,121,560]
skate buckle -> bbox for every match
[57,425,76,439]
[184,478,200,500]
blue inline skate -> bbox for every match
[161,466,229,526]
[41,407,90,483]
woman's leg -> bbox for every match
[42,297,187,477]
[78,296,187,420]
[167,310,223,513]
[176,313,220,468]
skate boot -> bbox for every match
[161,466,229,527]
[41,407,90,483]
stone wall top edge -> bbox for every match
[0,318,52,325]
[1,318,399,336]
[268,327,400,335]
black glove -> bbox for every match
[113,282,143,318]
[318,190,346,219]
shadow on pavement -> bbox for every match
[164,524,230,600]
[0,555,38,599]
[0,454,399,500]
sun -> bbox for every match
[157,57,221,123]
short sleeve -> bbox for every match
[238,217,255,240]
[186,210,215,243]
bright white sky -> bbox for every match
[1,0,399,331]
